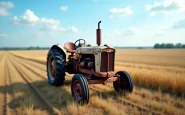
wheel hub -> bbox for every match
[51,60,56,77]
[73,80,82,100]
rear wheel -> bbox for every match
[113,71,134,93]
[47,47,66,86]
[71,74,89,105]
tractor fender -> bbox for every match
[50,44,66,59]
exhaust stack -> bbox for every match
[96,21,101,46]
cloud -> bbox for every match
[60,6,68,11]
[109,7,132,17]
[172,17,185,28]
[0,1,14,16]
[40,18,60,25]
[13,10,39,25]
[104,31,120,37]
[0,33,7,37]
[146,0,185,16]
[13,10,59,25]
[124,27,140,36]
[40,25,78,32]
[13,9,78,33]
[154,33,165,36]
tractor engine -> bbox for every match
[79,54,95,70]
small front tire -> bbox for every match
[71,74,89,105]
[113,71,134,93]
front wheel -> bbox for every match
[71,74,89,105]
[113,71,134,93]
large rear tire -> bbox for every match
[47,47,66,86]
[113,71,134,93]
[71,74,89,105]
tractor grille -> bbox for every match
[100,52,115,72]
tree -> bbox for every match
[154,43,160,48]
[175,43,182,48]
[161,43,166,48]
[166,43,174,48]
[182,44,185,48]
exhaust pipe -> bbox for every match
[97,21,101,46]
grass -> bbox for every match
[5,58,46,114]
[10,49,185,96]
[116,49,185,67]
[6,49,185,114]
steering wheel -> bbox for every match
[74,39,86,47]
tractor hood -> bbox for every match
[76,46,115,54]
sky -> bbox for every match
[0,0,185,47]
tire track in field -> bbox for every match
[9,56,60,115]
[0,52,4,62]
[3,55,8,115]
[9,52,46,71]
[10,53,161,115]
[4,54,17,115]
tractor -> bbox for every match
[46,21,134,105]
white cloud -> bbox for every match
[124,27,140,36]
[104,31,120,37]
[40,18,60,25]
[146,0,185,16]
[13,9,59,25]
[0,33,7,37]
[0,1,14,16]
[109,7,132,17]
[40,25,59,31]
[154,33,165,36]
[40,25,78,32]
[14,9,39,25]
[66,26,78,32]
[60,6,68,11]
[172,17,185,28]
[13,9,78,33]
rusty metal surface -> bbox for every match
[64,42,77,53]
[88,77,118,84]
[96,21,101,46]
[100,52,115,72]
[73,80,82,100]
[79,68,115,77]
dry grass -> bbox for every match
[6,58,47,114]
[7,49,185,114]
[90,96,126,115]
[10,49,185,96]
[116,49,185,67]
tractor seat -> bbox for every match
[64,42,77,53]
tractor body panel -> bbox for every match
[76,46,115,73]
[50,44,66,59]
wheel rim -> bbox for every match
[120,79,128,91]
[48,55,56,80]
[73,80,82,100]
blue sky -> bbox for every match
[0,0,185,47]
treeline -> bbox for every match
[0,46,50,50]
[154,43,185,49]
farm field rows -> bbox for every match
[10,49,185,96]
[0,49,185,114]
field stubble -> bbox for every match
[4,49,185,114]
[10,49,185,96]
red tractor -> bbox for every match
[47,21,134,105]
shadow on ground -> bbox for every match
[0,78,127,114]
[0,79,74,113]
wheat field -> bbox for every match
[0,49,185,115]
